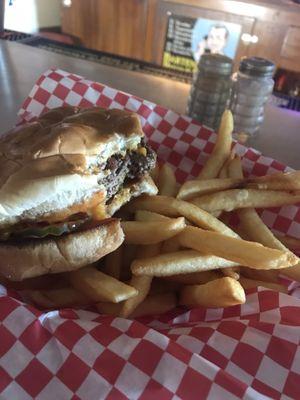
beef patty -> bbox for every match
[100,142,156,200]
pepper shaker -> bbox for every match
[187,54,233,130]
[230,57,275,142]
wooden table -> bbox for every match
[1,40,299,169]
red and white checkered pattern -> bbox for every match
[0,68,299,399]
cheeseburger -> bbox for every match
[0,106,157,281]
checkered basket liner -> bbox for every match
[1,68,300,400]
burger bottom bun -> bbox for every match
[0,219,124,281]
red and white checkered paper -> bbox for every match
[1,68,300,400]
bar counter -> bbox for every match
[1,41,299,169]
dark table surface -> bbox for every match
[1,40,299,168]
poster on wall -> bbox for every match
[163,14,242,73]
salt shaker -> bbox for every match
[230,57,275,142]
[187,54,233,130]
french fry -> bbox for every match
[239,276,288,294]
[239,210,286,250]
[191,189,300,213]
[198,110,233,179]
[178,226,298,270]
[218,150,235,179]
[241,267,280,283]
[177,178,243,200]
[68,266,138,303]
[121,244,137,281]
[227,160,300,195]
[225,155,300,192]
[95,301,122,317]
[149,163,160,185]
[149,278,181,294]
[200,157,241,281]
[179,277,245,308]
[0,274,62,291]
[179,172,300,201]
[125,195,239,238]
[219,165,228,179]
[131,292,177,317]
[211,211,222,218]
[135,243,162,259]
[131,250,239,277]
[25,287,90,309]
[134,210,171,222]
[161,235,181,253]
[158,164,178,197]
[227,156,300,282]
[283,264,300,282]
[120,276,153,318]
[122,218,185,245]
[222,267,240,280]
[104,245,123,279]
[120,242,161,317]
[275,234,300,251]
[164,270,222,285]
[247,171,300,191]
[96,292,177,318]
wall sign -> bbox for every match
[163,14,242,72]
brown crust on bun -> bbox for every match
[1,107,143,166]
[0,219,124,281]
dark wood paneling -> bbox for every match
[61,0,88,40]
[62,0,148,60]
[247,21,287,65]
[144,0,159,62]
[280,26,300,72]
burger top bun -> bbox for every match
[0,107,150,226]
[1,107,143,163]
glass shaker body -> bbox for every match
[230,57,275,141]
[187,54,233,131]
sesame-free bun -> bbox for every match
[0,219,124,281]
[1,106,143,162]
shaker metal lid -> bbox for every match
[199,54,233,75]
[239,57,275,77]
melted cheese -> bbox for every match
[91,203,108,221]
[43,192,107,223]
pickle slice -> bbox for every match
[3,216,90,240]
[16,224,70,239]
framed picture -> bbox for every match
[163,14,242,72]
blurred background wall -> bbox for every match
[4,0,61,33]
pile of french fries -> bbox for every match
[8,110,300,318]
